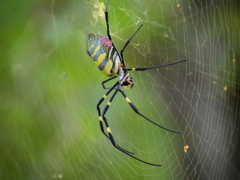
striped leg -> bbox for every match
[100,84,161,166]
[118,89,182,134]
[123,59,187,71]
[101,87,120,147]
[97,81,134,154]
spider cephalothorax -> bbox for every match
[86,0,187,166]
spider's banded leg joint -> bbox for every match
[120,90,182,134]
[108,131,118,148]
[125,97,139,113]
[97,98,105,115]
[102,101,111,115]
[125,97,131,103]
[98,116,103,121]
[106,127,111,133]
[98,95,106,105]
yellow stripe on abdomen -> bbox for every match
[94,52,106,66]
[91,45,101,58]
[101,58,119,76]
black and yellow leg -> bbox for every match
[101,85,161,166]
[101,88,118,144]
[97,81,118,139]
[118,89,182,134]
[123,59,187,71]
[97,81,134,154]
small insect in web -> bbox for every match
[86,0,187,166]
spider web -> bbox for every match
[1,0,240,179]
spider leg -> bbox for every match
[104,0,125,67]
[97,81,118,139]
[118,89,182,134]
[105,0,111,41]
[120,24,143,63]
[101,84,161,166]
[97,81,134,155]
[123,59,187,71]
[115,144,161,166]
[102,76,117,89]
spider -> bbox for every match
[86,0,187,166]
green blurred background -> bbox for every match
[1,0,240,179]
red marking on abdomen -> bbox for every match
[100,38,112,50]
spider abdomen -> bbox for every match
[87,34,120,77]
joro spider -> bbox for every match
[86,0,187,166]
